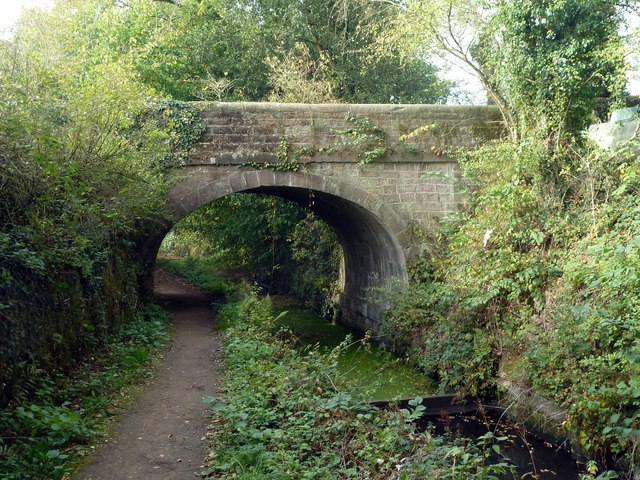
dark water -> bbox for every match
[276,304,582,479]
[421,411,581,479]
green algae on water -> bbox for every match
[274,306,437,401]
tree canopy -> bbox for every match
[13,0,449,103]
[386,0,631,139]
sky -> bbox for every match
[0,0,51,39]
[0,0,638,101]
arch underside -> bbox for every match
[162,167,409,331]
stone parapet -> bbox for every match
[191,102,504,166]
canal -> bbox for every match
[274,304,437,401]
[275,302,584,479]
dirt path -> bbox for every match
[74,269,221,480]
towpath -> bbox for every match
[74,269,221,480]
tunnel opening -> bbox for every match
[158,192,343,318]
[141,169,409,331]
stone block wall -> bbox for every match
[190,102,503,229]
[306,161,461,227]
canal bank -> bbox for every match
[274,300,587,479]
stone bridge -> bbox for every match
[144,102,503,331]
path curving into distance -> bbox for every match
[75,269,221,480]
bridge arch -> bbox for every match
[149,167,409,331]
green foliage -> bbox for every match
[7,404,90,448]
[471,0,627,195]
[517,169,640,464]
[145,100,206,169]
[23,0,446,104]
[109,0,449,103]
[203,290,510,479]
[266,44,339,103]
[160,194,341,313]
[156,256,235,298]
[0,305,171,479]
[381,133,640,472]
[335,114,388,165]
[0,0,219,405]
[288,217,342,313]
[246,0,449,104]
[396,0,626,138]
[0,244,141,406]
[477,0,625,140]
[393,0,626,197]
[380,281,496,396]
[381,139,564,395]
[242,138,303,172]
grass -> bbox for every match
[156,256,235,298]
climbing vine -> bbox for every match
[146,100,206,169]
[240,138,315,172]
[335,113,389,165]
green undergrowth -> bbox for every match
[158,193,341,317]
[380,137,640,477]
[0,304,171,480]
[157,255,437,401]
[202,290,512,479]
[273,306,438,401]
[157,256,236,299]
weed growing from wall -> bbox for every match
[335,113,388,165]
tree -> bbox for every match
[164,194,340,308]
[118,0,450,103]
[12,0,449,104]
[265,44,340,103]
[252,0,450,103]
[385,0,628,197]
[0,0,180,405]
[391,0,627,141]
